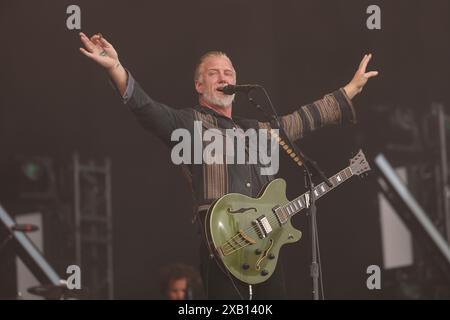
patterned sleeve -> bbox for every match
[259,88,356,141]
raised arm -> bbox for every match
[78,32,190,145]
[260,54,378,141]
[79,32,128,96]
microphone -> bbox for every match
[11,224,39,233]
[217,84,260,95]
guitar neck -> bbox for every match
[276,166,354,220]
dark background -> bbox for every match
[0,0,449,299]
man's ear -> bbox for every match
[195,80,203,95]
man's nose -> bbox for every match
[218,72,228,82]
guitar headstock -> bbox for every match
[349,149,371,177]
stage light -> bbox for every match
[0,156,57,203]
[22,161,44,182]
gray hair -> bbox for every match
[194,51,235,83]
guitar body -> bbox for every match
[203,150,371,285]
[204,178,302,285]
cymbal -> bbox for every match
[27,283,88,300]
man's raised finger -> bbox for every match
[360,54,372,73]
[365,71,379,78]
[80,33,96,51]
[99,36,111,48]
[359,54,368,69]
[90,34,101,45]
[79,47,95,59]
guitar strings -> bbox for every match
[221,193,311,255]
[220,194,319,255]
[220,212,299,256]
[220,200,306,255]
[220,213,285,255]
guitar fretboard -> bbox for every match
[275,167,353,224]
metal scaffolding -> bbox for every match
[433,103,450,243]
[377,103,450,298]
[73,153,113,299]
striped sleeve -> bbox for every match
[259,88,356,141]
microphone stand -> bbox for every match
[247,89,327,300]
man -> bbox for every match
[79,32,378,299]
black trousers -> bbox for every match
[199,241,288,300]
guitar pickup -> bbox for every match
[252,215,272,239]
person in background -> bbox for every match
[159,263,204,300]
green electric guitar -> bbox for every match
[204,150,371,285]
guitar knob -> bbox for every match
[255,249,262,255]
[268,253,275,259]
[242,263,250,270]
[261,269,269,276]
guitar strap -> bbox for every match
[267,126,304,168]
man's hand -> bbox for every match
[344,53,379,100]
[79,32,128,96]
[79,32,119,70]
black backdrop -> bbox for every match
[0,0,449,299]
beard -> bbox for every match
[202,88,235,108]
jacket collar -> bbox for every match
[194,105,260,130]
